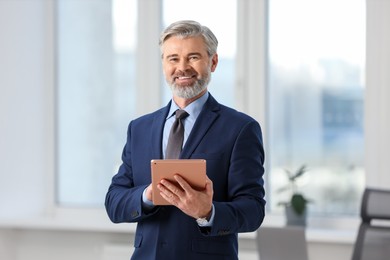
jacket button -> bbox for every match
[217,229,230,235]
[131,210,139,217]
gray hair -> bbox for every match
[159,20,218,58]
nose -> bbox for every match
[177,59,190,71]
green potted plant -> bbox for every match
[277,165,311,226]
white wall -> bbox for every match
[1,0,390,260]
[365,0,390,189]
[0,0,53,219]
[0,229,134,260]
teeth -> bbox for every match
[178,76,191,79]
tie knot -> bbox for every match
[175,109,189,120]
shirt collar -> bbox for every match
[167,92,209,119]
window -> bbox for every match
[57,0,137,206]
[56,0,366,219]
[267,0,366,216]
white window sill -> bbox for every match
[239,213,358,244]
[0,207,135,233]
[0,208,358,245]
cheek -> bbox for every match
[163,65,174,77]
[196,64,211,76]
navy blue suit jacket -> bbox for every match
[105,94,265,260]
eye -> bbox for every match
[168,57,179,63]
[189,55,200,61]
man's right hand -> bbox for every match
[145,184,153,202]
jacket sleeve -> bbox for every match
[105,121,159,223]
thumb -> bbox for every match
[205,176,214,195]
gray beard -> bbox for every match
[168,73,211,99]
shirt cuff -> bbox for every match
[198,204,215,227]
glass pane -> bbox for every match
[57,0,137,206]
[162,0,237,106]
[268,0,365,216]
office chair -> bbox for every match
[351,188,390,260]
[256,226,308,260]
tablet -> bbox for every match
[150,159,206,205]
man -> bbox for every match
[105,20,265,260]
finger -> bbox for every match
[159,189,177,205]
[158,183,182,207]
[205,176,214,195]
[174,175,192,192]
[157,183,175,200]
[160,179,184,197]
[205,175,213,188]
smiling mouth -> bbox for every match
[174,75,196,85]
[175,76,194,80]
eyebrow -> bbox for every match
[165,52,203,59]
[187,52,202,57]
[165,54,178,59]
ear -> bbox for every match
[210,54,218,72]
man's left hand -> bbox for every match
[157,175,213,219]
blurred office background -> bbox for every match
[1,0,389,259]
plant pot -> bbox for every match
[285,205,307,226]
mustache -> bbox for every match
[173,70,197,78]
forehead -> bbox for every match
[162,36,207,57]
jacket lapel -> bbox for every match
[150,102,171,159]
[181,94,220,159]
